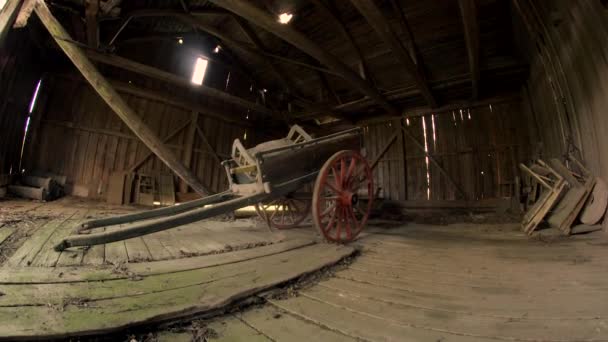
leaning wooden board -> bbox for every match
[0,243,354,340]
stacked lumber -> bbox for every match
[8,172,65,201]
[520,156,606,235]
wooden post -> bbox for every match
[33,0,212,196]
[179,111,198,193]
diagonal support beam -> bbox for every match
[33,0,212,196]
[0,0,23,46]
[349,0,437,107]
[208,0,399,117]
[458,0,480,99]
[127,117,193,173]
[400,123,467,199]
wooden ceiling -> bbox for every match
[48,0,527,124]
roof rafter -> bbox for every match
[349,0,437,107]
[207,0,400,117]
[458,0,480,99]
[312,0,371,81]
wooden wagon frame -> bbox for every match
[55,126,374,251]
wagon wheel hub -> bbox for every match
[340,191,358,207]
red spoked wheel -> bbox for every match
[312,150,373,242]
[255,196,311,229]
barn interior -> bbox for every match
[1,0,608,340]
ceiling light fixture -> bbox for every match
[213,45,221,53]
[278,13,293,24]
[178,38,184,44]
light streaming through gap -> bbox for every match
[422,116,431,200]
[19,79,42,171]
[191,57,208,85]
[0,0,6,10]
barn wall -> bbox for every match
[23,74,256,198]
[364,99,530,201]
[0,27,43,186]
[515,0,608,178]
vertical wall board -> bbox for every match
[364,99,530,201]
[515,0,608,202]
[23,73,250,199]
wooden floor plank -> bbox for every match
[269,295,486,342]
[207,315,272,342]
[33,209,91,267]
[300,284,607,341]
[0,244,351,307]
[125,237,153,263]
[81,227,106,266]
[6,209,77,267]
[0,244,354,339]
[317,277,608,319]
[238,305,355,342]
[104,224,129,266]
[141,234,174,261]
[0,238,315,284]
[0,227,16,245]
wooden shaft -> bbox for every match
[33,0,211,196]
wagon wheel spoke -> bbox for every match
[340,158,347,188]
[345,157,357,187]
[330,166,341,190]
[324,206,338,233]
[321,202,337,217]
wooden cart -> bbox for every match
[55,125,374,251]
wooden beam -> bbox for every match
[370,130,399,170]
[233,15,292,92]
[33,0,212,196]
[349,0,437,107]
[208,0,400,117]
[459,0,480,99]
[312,0,371,80]
[84,49,277,117]
[389,0,419,65]
[400,123,467,199]
[85,0,99,47]
[0,0,23,46]
[127,118,193,172]
[179,112,198,193]
[195,125,223,166]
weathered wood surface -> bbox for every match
[33,0,211,196]
[0,243,353,340]
[206,223,608,342]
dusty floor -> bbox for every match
[1,197,607,341]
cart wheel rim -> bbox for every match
[312,150,373,242]
[255,197,311,229]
